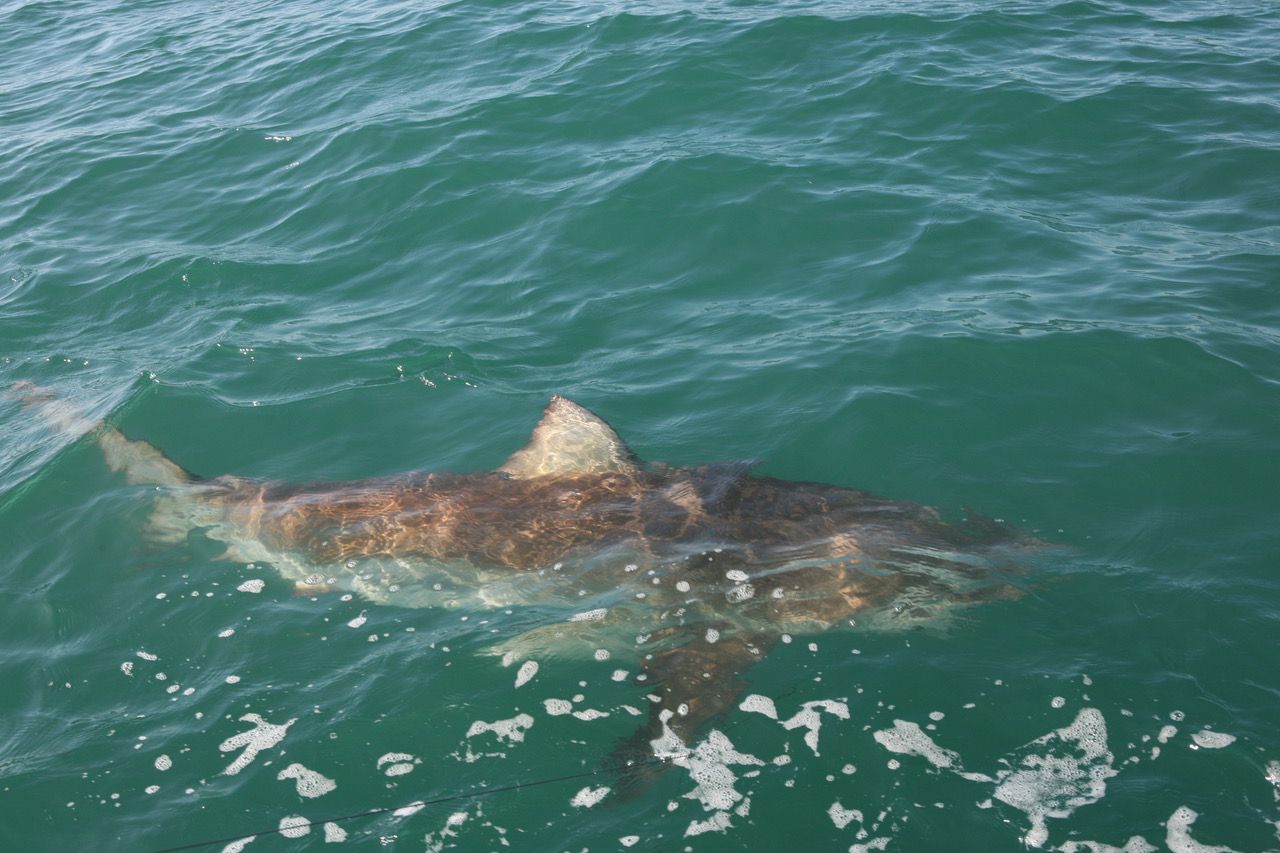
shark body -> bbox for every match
[20,388,1033,783]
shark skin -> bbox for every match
[15,386,1036,791]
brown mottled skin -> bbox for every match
[235,464,968,576]
[15,386,1034,793]
[209,455,1026,790]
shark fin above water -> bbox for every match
[498,395,640,479]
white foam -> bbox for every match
[221,837,255,853]
[738,694,778,720]
[686,811,732,837]
[237,579,265,594]
[544,698,572,716]
[705,628,720,643]
[120,662,134,677]
[780,700,850,756]
[394,802,426,817]
[218,628,235,638]
[1158,725,1178,744]
[1165,806,1238,853]
[137,650,158,661]
[466,713,534,744]
[620,836,639,847]
[676,728,763,820]
[514,660,539,688]
[219,714,296,776]
[992,708,1117,849]
[346,611,367,629]
[278,816,309,838]
[570,608,608,622]
[593,649,610,661]
[570,786,610,808]
[423,810,470,852]
[155,754,172,771]
[725,570,749,582]
[1057,838,1157,852]
[1189,730,1235,750]
[828,801,862,830]
[612,669,629,682]
[377,752,418,777]
[850,840,891,852]
[873,720,960,770]
[726,583,755,603]
[277,763,336,798]
[323,822,347,842]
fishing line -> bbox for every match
[146,751,683,853]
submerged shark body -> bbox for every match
[20,388,1034,784]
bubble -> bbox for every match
[377,753,418,777]
[1189,730,1236,750]
[569,608,608,622]
[220,714,296,776]
[829,802,862,830]
[514,660,539,688]
[277,763,336,798]
[278,816,310,838]
[570,786,610,808]
[466,714,535,744]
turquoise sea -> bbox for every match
[2,0,1278,850]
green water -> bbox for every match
[2,0,1279,850]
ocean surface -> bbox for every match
[2,0,1278,850]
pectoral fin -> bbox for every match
[609,625,776,797]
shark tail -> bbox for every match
[11,381,193,487]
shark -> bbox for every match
[15,384,1036,787]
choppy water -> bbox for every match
[3,0,1279,850]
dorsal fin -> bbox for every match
[498,396,639,479]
